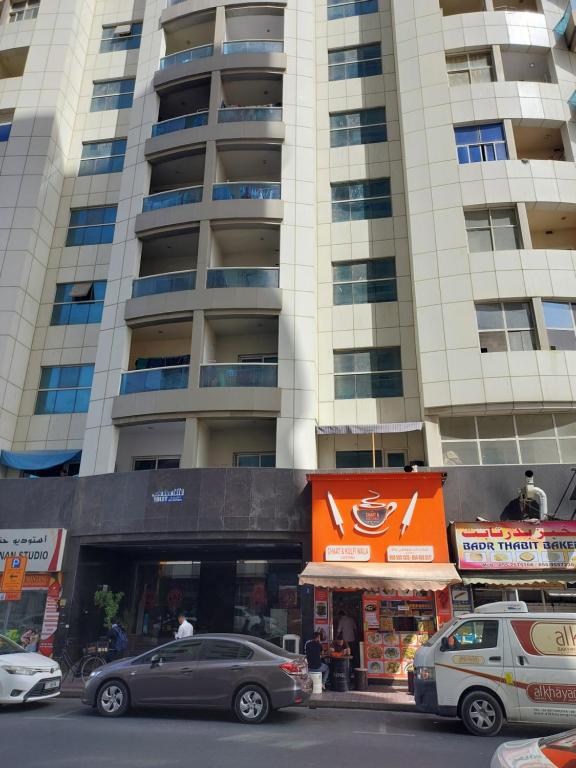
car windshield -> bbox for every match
[423,619,459,647]
[0,635,25,655]
[539,730,576,751]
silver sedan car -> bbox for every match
[82,633,311,724]
[491,730,576,768]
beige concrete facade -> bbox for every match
[0,0,574,476]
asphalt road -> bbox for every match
[0,699,562,768]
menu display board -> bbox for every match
[362,593,436,680]
[453,522,576,571]
[314,587,330,643]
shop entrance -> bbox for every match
[332,590,363,670]
[72,542,303,653]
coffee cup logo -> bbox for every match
[352,491,397,536]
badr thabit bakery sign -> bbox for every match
[453,522,576,571]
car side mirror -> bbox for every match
[440,637,450,652]
[150,654,163,668]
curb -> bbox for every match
[309,698,416,713]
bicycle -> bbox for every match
[54,638,108,683]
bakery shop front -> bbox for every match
[299,473,460,685]
[452,521,576,613]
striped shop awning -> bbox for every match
[316,422,423,435]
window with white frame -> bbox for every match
[465,208,522,252]
[333,259,396,305]
[234,453,276,468]
[133,457,181,470]
[331,179,391,222]
[330,108,387,147]
[446,51,494,86]
[334,347,403,400]
[327,0,379,21]
[100,22,143,52]
[9,0,39,22]
[455,123,508,164]
[238,354,278,363]
[440,414,576,466]
[328,44,382,81]
[35,365,94,414]
[79,139,127,176]
[543,301,576,351]
[475,301,536,352]
[90,79,135,112]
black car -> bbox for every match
[82,633,311,724]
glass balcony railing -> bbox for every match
[120,365,189,395]
[142,185,203,212]
[160,44,214,69]
[222,40,284,55]
[132,270,196,298]
[200,363,278,388]
[206,268,279,289]
[212,182,281,202]
[218,106,282,123]
[152,111,209,137]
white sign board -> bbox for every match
[0,529,67,572]
[387,545,434,563]
[325,545,371,562]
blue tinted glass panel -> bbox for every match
[543,301,573,328]
[469,145,482,163]
[457,146,469,164]
[260,454,276,468]
[455,126,479,145]
[0,123,11,141]
[479,123,504,142]
[485,145,495,161]
[336,450,383,468]
[495,143,508,160]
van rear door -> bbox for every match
[509,618,576,725]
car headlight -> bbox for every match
[1,665,37,676]
[416,666,435,681]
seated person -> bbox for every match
[305,631,329,688]
[329,633,351,658]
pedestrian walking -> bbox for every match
[175,612,194,639]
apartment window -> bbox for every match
[440,414,576,466]
[35,365,94,414]
[234,453,276,468]
[330,108,386,147]
[100,22,143,52]
[9,0,39,22]
[79,139,127,176]
[446,51,494,86]
[51,281,106,325]
[238,354,278,363]
[0,118,11,141]
[332,179,391,222]
[336,450,383,468]
[333,259,396,305]
[133,457,181,470]
[543,301,576,350]
[476,302,536,352]
[327,0,378,20]
[328,44,382,81]
[465,208,521,252]
[334,347,403,400]
[455,123,508,164]
[90,79,135,112]
[66,206,117,247]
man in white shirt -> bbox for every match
[175,612,194,639]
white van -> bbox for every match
[414,601,576,736]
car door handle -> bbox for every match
[518,656,526,666]
[180,667,194,675]
[229,666,243,671]
[488,656,502,662]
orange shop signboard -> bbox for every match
[310,473,450,564]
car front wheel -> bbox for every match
[234,684,270,724]
[96,680,130,718]
[460,690,504,736]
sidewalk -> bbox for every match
[310,686,416,712]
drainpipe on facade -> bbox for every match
[520,470,548,521]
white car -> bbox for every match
[0,634,61,704]
[491,730,576,768]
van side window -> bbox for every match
[448,620,499,651]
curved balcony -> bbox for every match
[218,106,282,124]
[222,40,283,55]
[151,111,209,137]
[142,186,203,213]
[200,363,278,388]
[442,10,549,52]
[212,182,280,202]
[120,365,189,395]
[160,44,214,70]
[132,270,196,298]
[206,267,279,289]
